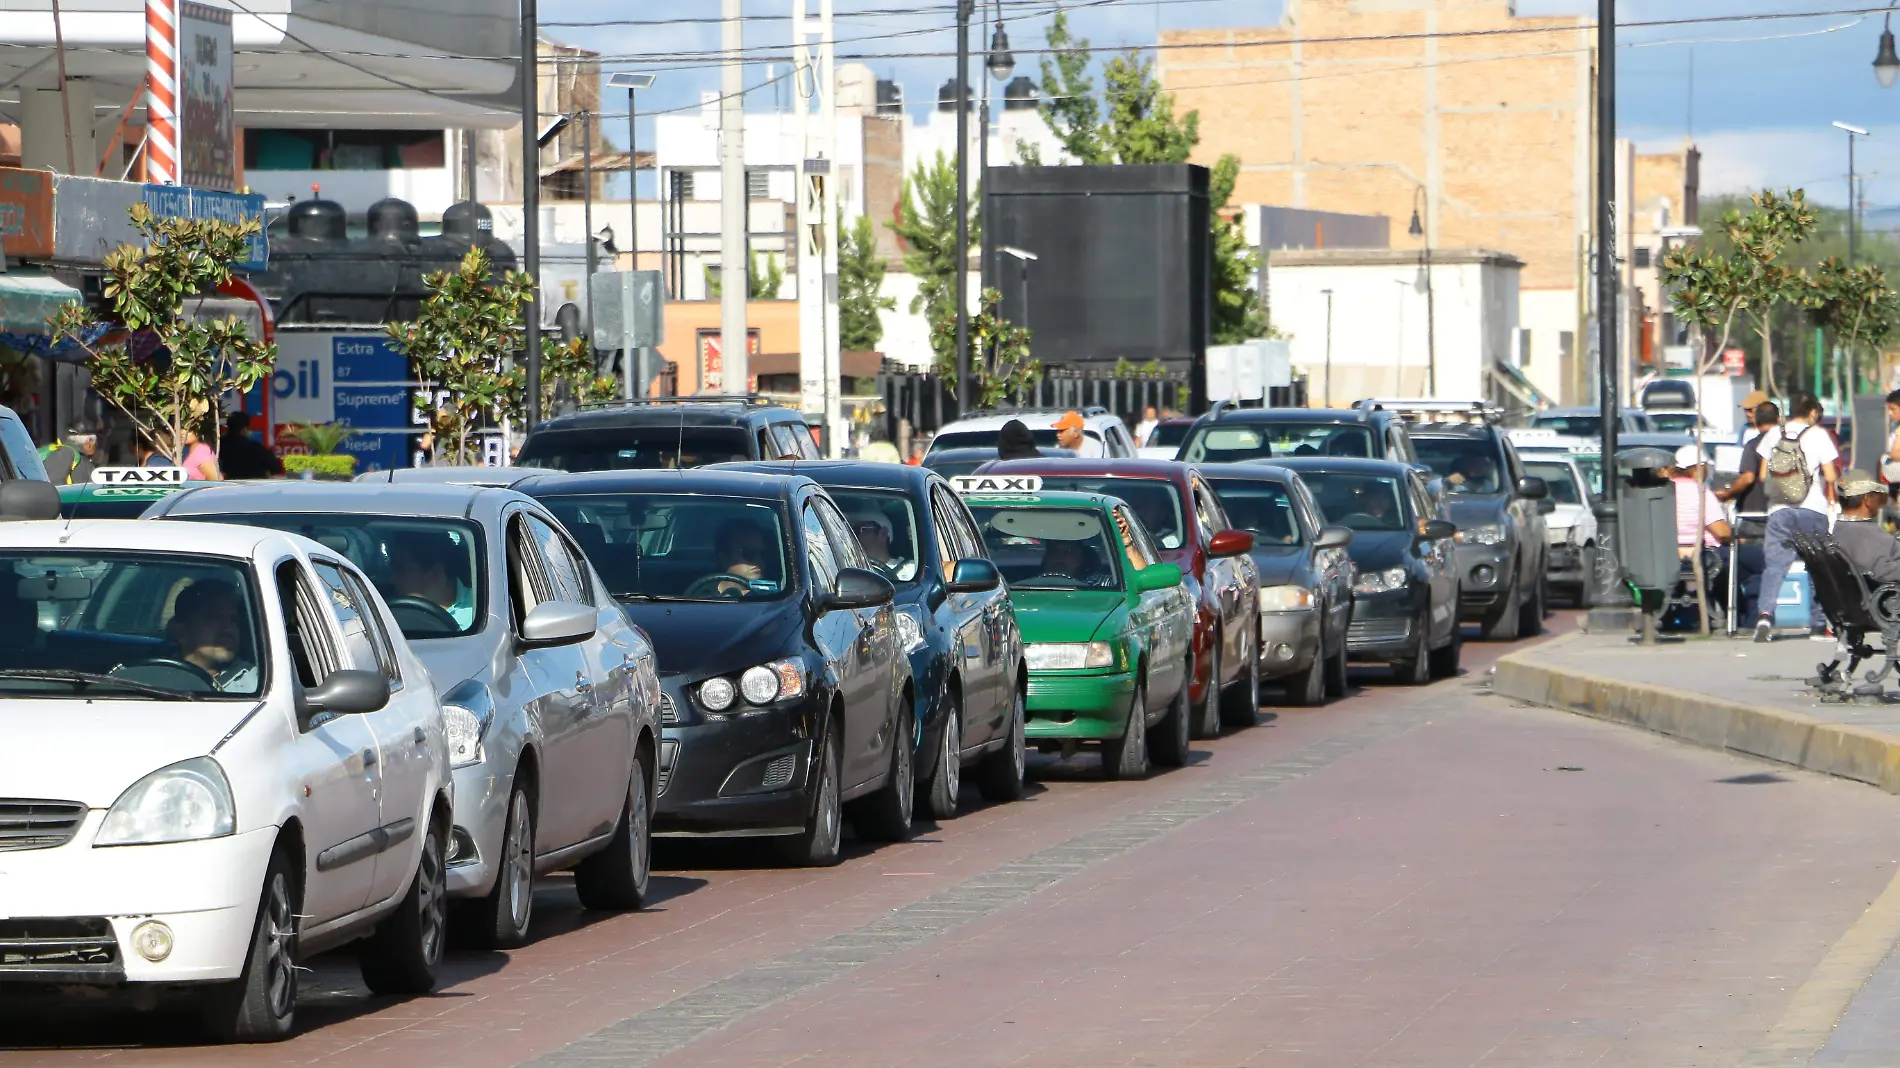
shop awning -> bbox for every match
[0,271,80,334]
[1489,360,1556,411]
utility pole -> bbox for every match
[720,0,748,394]
[794,0,840,455]
[522,0,542,428]
[1588,0,1625,616]
[953,0,973,414]
[820,0,840,454]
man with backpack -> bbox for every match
[1752,392,1838,641]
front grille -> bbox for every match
[657,739,679,795]
[1348,617,1412,645]
[0,918,118,970]
[759,754,797,791]
[0,799,87,852]
[658,692,679,727]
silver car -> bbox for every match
[144,482,662,948]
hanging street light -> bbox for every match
[1876,13,1900,88]
[987,20,1015,82]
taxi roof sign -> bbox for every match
[91,466,184,485]
[951,474,1043,496]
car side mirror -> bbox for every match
[1134,562,1184,592]
[823,566,895,612]
[1207,529,1254,557]
[1516,475,1549,500]
[299,669,389,717]
[946,557,1001,593]
[1314,525,1353,550]
[1420,519,1457,542]
[1537,498,1557,515]
[519,600,597,648]
[0,480,59,521]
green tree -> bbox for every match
[1806,258,1900,401]
[930,288,1039,407]
[889,150,977,369]
[704,251,784,299]
[540,335,618,415]
[840,211,895,351]
[386,246,534,465]
[50,204,276,465]
[1027,8,1101,166]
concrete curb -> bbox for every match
[1493,633,1900,794]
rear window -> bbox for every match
[1032,475,1186,550]
[1206,478,1302,545]
[929,428,1102,452]
[1179,425,1274,464]
[518,426,753,471]
[1147,422,1192,447]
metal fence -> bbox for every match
[872,365,1264,441]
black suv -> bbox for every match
[1175,402,1420,466]
[517,396,821,471]
[1406,423,1550,640]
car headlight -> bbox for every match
[706,658,807,712]
[1024,642,1115,671]
[699,676,736,712]
[1454,523,1506,546]
[1258,585,1315,612]
[441,679,496,769]
[893,605,926,655]
[1352,567,1409,595]
[95,757,235,847]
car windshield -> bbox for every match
[1530,414,1602,438]
[1297,473,1409,532]
[1523,461,1584,505]
[826,488,922,583]
[920,447,1076,476]
[533,492,792,602]
[0,551,264,698]
[1148,422,1192,447]
[1032,476,1186,549]
[929,428,1101,452]
[1218,422,1374,460]
[1179,424,1274,463]
[517,426,753,471]
[1645,411,1703,434]
[1206,478,1302,545]
[1414,437,1505,494]
[184,514,484,639]
[965,505,1123,590]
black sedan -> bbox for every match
[717,461,1027,820]
[1203,464,1355,705]
[518,469,916,866]
[1409,424,1548,640]
[1274,457,1462,685]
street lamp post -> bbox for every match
[953,0,974,414]
[1875,4,1900,88]
[979,5,1014,303]
[999,245,1036,403]
[1833,122,1869,266]
[607,71,656,401]
[1587,0,1627,618]
[1319,288,1334,408]
[521,0,543,430]
[1408,187,1437,397]
[1392,278,1407,394]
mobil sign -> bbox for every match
[270,330,420,473]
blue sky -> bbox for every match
[539,1,1900,211]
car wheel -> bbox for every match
[778,718,843,866]
[1324,640,1350,699]
[360,816,447,996]
[1518,572,1546,635]
[919,691,962,821]
[1392,615,1432,686]
[574,759,651,911]
[1429,619,1464,678]
[1191,641,1222,740]
[470,782,535,947]
[1149,665,1192,767]
[1220,630,1262,727]
[201,844,299,1042]
[1101,681,1150,781]
[1484,580,1522,641]
[974,682,1027,802]
[852,705,916,842]
[1283,648,1326,707]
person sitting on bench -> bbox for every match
[1832,469,1900,583]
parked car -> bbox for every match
[1202,464,1356,704]
[145,482,661,948]
[981,458,1262,734]
[516,396,820,472]
[1137,417,1196,460]
[0,405,49,483]
[1175,403,1421,466]
[959,486,1195,778]
[927,407,1137,459]
[1407,424,1549,640]
[0,520,450,1040]
[718,461,1027,818]
[515,468,916,864]
[920,445,1077,477]
[1528,406,1651,438]
[1275,457,1463,683]
[1514,449,1598,606]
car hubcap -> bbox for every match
[263,871,294,1018]
[630,770,650,890]
[819,746,840,852]
[506,795,533,931]
[419,833,446,967]
[896,718,914,824]
[1010,692,1025,779]
[943,707,961,800]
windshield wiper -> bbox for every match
[0,668,202,701]
[614,592,695,604]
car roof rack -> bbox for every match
[1356,398,1503,426]
[968,406,1111,418]
[577,394,779,411]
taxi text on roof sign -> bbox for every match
[91,466,185,485]
[951,474,1043,495]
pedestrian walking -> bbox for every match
[1831,469,1900,582]
[1135,405,1159,447]
[1752,392,1838,642]
[1717,400,1779,623]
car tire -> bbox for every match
[1191,642,1222,740]
[1429,619,1464,678]
[1518,572,1546,636]
[779,718,843,867]
[574,759,651,911]
[1484,580,1522,641]
[201,844,299,1042]
[974,683,1027,802]
[1324,641,1349,699]
[359,816,447,997]
[852,705,916,842]
[1283,649,1326,707]
[919,691,962,821]
[1149,666,1192,767]
[1393,615,1432,686]
[1220,631,1262,727]
[469,781,535,948]
[1101,681,1150,781]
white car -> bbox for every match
[0,519,452,1041]
[926,408,1137,459]
[1516,449,1599,604]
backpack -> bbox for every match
[1764,426,1814,507]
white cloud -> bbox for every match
[1624,124,1889,208]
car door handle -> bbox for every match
[413,726,427,746]
[576,671,594,692]
[361,748,378,768]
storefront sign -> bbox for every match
[49,175,267,270]
[178,2,236,192]
[697,327,761,392]
[0,168,53,258]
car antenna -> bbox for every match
[675,397,686,469]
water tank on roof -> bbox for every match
[875,79,903,115]
[286,198,346,241]
[367,198,419,243]
[937,79,971,112]
[1004,76,1039,111]
[440,201,494,246]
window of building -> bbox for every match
[245,129,446,171]
[747,170,771,200]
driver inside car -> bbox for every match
[848,505,915,581]
[702,519,770,598]
[1037,538,1105,586]
[166,580,257,693]
[387,532,475,629]
[1445,452,1500,494]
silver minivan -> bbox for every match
[146,482,662,948]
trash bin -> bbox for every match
[1616,446,1679,638]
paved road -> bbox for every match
[11,615,1900,1067]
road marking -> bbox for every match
[1738,863,1900,1068]
[528,706,1433,1067]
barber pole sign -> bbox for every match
[145,0,179,184]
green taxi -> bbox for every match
[959,482,1195,780]
[56,482,185,519]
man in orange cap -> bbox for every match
[1054,410,1103,458]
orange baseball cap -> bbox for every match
[1740,390,1769,410]
[1054,411,1085,430]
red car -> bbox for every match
[979,458,1263,736]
